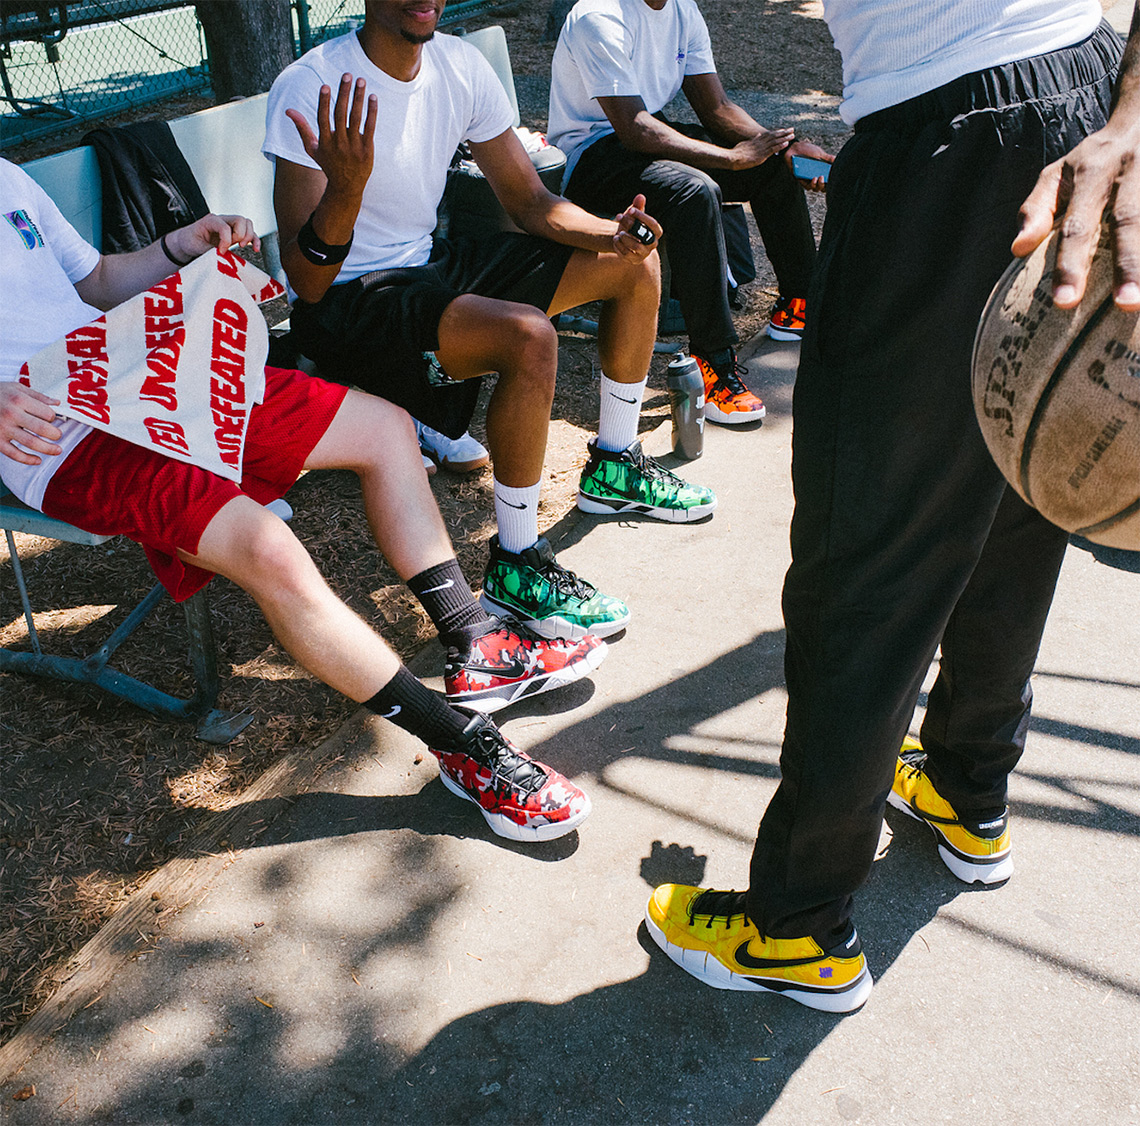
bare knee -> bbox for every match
[496,308,558,394]
[230,516,322,605]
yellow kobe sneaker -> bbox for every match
[645,885,872,1013]
[887,743,1013,885]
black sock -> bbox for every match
[407,559,495,649]
[364,666,469,748]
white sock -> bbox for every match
[494,478,542,555]
[596,373,647,453]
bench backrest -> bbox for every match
[21,93,276,256]
[458,25,521,128]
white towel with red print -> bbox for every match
[19,249,285,483]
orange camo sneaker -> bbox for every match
[645,885,873,1012]
[693,354,766,425]
[887,741,1013,885]
[766,295,807,340]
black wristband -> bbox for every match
[296,213,353,265]
[160,232,192,267]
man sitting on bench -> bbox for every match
[0,155,602,844]
[263,0,717,644]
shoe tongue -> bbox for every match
[522,536,555,567]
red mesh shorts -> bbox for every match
[41,366,347,601]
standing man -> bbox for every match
[263,0,717,644]
[645,1,1139,1010]
[548,0,832,426]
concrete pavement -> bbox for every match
[3,336,1138,1125]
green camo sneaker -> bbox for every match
[577,439,717,523]
[480,535,631,640]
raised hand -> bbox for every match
[286,72,378,198]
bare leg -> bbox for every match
[548,249,661,384]
[435,294,559,487]
[304,389,454,580]
[182,496,400,702]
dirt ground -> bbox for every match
[0,1,841,1043]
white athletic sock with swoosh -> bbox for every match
[597,373,646,452]
[494,478,542,554]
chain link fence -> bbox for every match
[0,0,506,151]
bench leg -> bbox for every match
[0,574,254,744]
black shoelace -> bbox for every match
[467,721,547,796]
[623,443,683,486]
[539,556,598,600]
[689,888,749,925]
[716,360,751,397]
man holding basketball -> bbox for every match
[644,1,1140,1010]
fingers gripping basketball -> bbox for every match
[972,224,1140,549]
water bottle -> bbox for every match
[667,352,705,460]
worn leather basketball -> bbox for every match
[972,224,1140,549]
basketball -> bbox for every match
[972,224,1140,549]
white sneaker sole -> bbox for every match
[766,324,804,342]
[479,592,631,640]
[704,400,766,426]
[644,909,873,1013]
[576,491,717,523]
[446,640,608,713]
[437,771,592,842]
[886,792,1013,885]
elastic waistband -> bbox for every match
[855,20,1122,134]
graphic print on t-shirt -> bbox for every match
[4,209,44,250]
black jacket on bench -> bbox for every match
[82,120,209,253]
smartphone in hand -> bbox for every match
[629,219,656,245]
[791,155,831,183]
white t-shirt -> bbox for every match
[547,0,716,183]
[823,0,1104,124]
[0,158,101,510]
[263,30,515,283]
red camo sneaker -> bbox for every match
[444,619,607,713]
[430,710,592,842]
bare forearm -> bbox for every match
[77,239,187,311]
[280,182,364,304]
[510,191,622,254]
[697,99,764,147]
[616,111,745,170]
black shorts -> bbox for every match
[291,232,575,437]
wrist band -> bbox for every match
[160,232,192,268]
[296,213,353,265]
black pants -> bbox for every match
[746,23,1123,940]
[564,121,816,356]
